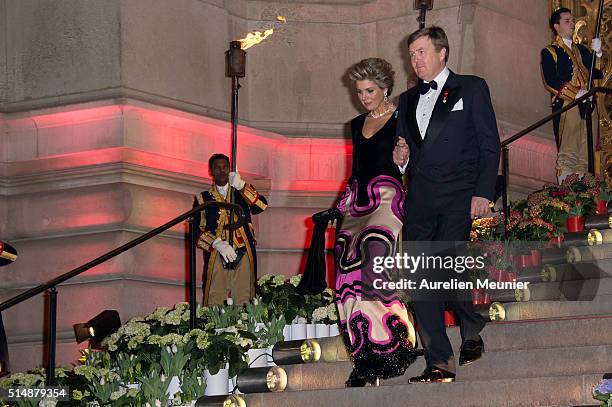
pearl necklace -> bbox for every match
[369,103,395,119]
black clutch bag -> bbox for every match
[221,247,247,270]
[296,207,342,295]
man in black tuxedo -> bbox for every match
[393,26,501,383]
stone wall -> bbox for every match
[0,0,556,372]
[1,0,553,136]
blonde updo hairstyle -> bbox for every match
[348,58,395,96]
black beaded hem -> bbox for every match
[345,313,421,382]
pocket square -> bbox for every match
[451,99,463,111]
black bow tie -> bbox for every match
[418,80,438,95]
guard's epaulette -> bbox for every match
[195,192,205,206]
[545,45,558,64]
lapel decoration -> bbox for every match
[442,89,449,104]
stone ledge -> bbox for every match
[249,373,603,407]
[277,344,612,389]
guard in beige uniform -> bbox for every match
[540,7,603,182]
[193,153,267,305]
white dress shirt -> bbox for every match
[216,183,229,199]
[398,67,450,173]
[416,66,450,139]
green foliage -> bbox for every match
[1,274,342,405]
[258,275,307,323]
[179,369,206,403]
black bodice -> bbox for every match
[350,112,402,204]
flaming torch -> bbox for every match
[223,19,282,257]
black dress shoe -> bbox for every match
[459,336,484,366]
[409,368,455,383]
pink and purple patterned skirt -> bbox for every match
[335,175,418,381]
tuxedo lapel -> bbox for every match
[422,72,462,152]
[404,89,422,147]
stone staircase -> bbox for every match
[233,316,611,407]
[226,251,612,407]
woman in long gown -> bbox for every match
[336,58,419,387]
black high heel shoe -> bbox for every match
[345,369,380,388]
[345,370,367,387]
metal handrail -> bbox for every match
[0,200,245,384]
[501,86,612,237]
[501,86,611,147]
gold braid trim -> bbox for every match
[254,200,267,211]
[241,183,258,204]
[210,185,230,241]
[555,36,589,90]
[195,192,207,230]
[545,45,558,64]
[241,183,268,210]
[559,81,580,102]
[197,231,216,251]
[0,251,17,262]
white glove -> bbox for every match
[212,238,237,262]
[575,89,588,100]
[229,171,245,190]
[591,37,603,58]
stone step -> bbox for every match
[424,317,612,352]
[502,296,612,320]
[475,316,612,351]
[237,373,604,407]
[526,276,612,301]
[278,344,611,391]
[399,344,611,384]
[310,316,612,359]
[540,259,612,281]
[265,317,612,395]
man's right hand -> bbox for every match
[212,238,237,262]
[393,137,409,167]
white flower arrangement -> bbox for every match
[326,303,338,322]
[118,319,151,338]
[312,306,328,323]
[185,329,211,350]
[162,308,187,326]
[272,274,286,287]
[293,316,307,324]
[146,333,184,347]
[257,274,274,286]
[128,335,147,350]
[2,274,343,406]
[145,306,171,322]
[289,274,302,287]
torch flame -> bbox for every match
[239,28,274,50]
[238,16,285,50]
